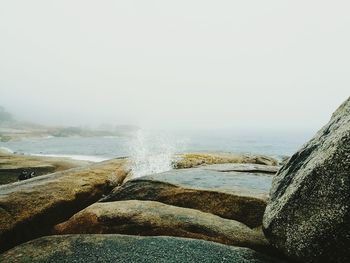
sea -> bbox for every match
[0,129,314,177]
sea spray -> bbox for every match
[128,129,186,178]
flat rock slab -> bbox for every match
[102,167,270,228]
[0,152,91,185]
[0,159,127,252]
[0,234,286,263]
[174,152,279,169]
[203,163,280,174]
[53,200,269,251]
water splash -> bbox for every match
[128,129,186,178]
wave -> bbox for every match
[0,147,14,154]
[30,153,110,162]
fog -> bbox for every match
[0,1,349,132]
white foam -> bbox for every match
[0,147,14,154]
[30,153,110,162]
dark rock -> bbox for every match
[203,163,280,174]
[263,97,350,263]
[0,234,286,263]
[18,171,34,181]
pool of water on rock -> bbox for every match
[141,167,273,194]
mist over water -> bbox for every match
[1,1,349,132]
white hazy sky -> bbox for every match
[0,1,349,132]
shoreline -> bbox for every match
[1,146,113,163]
[0,150,92,185]
[30,153,111,163]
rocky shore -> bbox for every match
[0,97,349,262]
[0,149,92,185]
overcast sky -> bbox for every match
[0,1,349,132]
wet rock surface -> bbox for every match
[263,97,350,263]
[0,151,284,260]
[0,159,128,252]
[203,163,279,174]
[102,166,272,228]
[0,234,286,263]
[53,200,269,251]
[141,166,274,194]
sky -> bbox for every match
[0,0,349,133]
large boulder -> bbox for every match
[0,159,128,252]
[263,97,350,263]
[0,234,286,263]
[102,166,271,228]
[53,200,268,251]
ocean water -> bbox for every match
[0,129,314,176]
